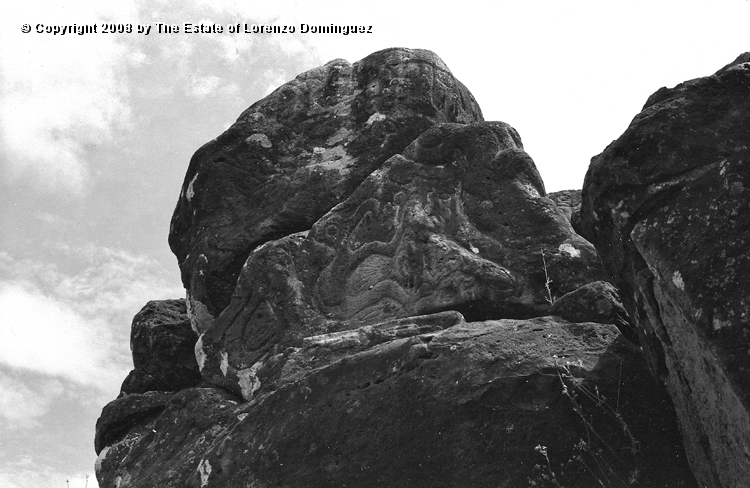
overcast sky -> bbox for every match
[1,1,749,486]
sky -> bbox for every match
[1,1,749,486]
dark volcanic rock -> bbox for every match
[120,299,200,395]
[581,53,750,488]
[197,122,605,399]
[168,47,484,333]
[96,316,696,488]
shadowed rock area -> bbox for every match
[96,48,703,488]
[119,299,201,395]
[97,317,694,488]
[582,52,750,488]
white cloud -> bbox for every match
[0,244,183,392]
[0,282,126,391]
[0,243,179,486]
[188,75,223,98]
[0,1,138,196]
[0,458,98,488]
[217,34,255,63]
[0,373,64,430]
[157,34,195,65]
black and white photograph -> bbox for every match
[2,1,749,486]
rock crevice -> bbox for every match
[582,52,750,488]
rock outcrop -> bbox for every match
[549,189,583,235]
[549,281,633,340]
[197,121,605,400]
[97,48,701,488]
[168,48,484,334]
[97,315,695,488]
[582,53,750,488]
[120,299,201,395]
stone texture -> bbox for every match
[168,47,484,333]
[549,281,634,342]
[581,52,750,488]
[549,189,583,236]
[120,299,201,395]
[96,48,704,488]
[197,122,605,400]
[96,316,696,488]
[95,388,241,488]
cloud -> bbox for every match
[0,282,126,391]
[0,1,138,196]
[0,457,98,488]
[188,75,223,98]
[0,244,184,392]
[0,372,64,430]
[217,34,255,63]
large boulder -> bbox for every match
[95,315,696,488]
[168,48,484,333]
[197,121,605,399]
[97,49,701,488]
[120,299,201,395]
[549,280,633,340]
[581,53,750,488]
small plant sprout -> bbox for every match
[534,444,564,488]
[541,247,554,304]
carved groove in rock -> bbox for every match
[168,48,484,334]
[197,121,605,400]
[95,48,707,488]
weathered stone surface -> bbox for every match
[120,299,200,395]
[95,387,241,488]
[168,48,484,333]
[549,189,584,236]
[96,316,696,488]
[197,122,605,399]
[581,52,750,488]
[549,281,634,341]
[97,49,705,488]
[95,390,174,454]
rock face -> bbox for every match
[581,53,750,488]
[197,121,605,400]
[549,281,633,340]
[120,299,201,395]
[549,189,583,235]
[168,47,484,334]
[97,316,695,488]
[97,48,701,488]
